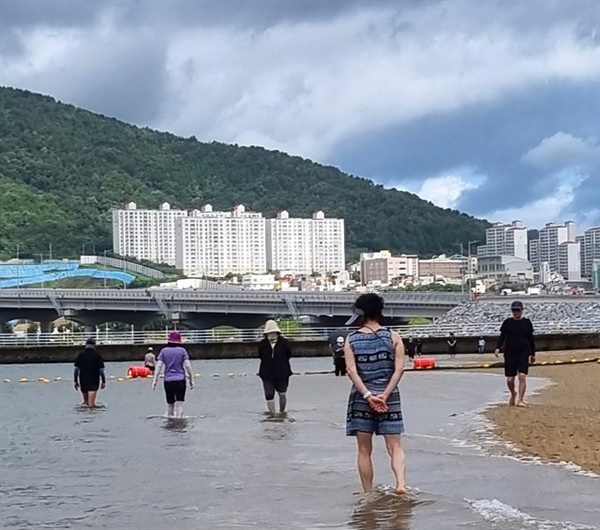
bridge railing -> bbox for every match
[0,320,597,348]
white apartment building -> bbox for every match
[360,251,419,285]
[478,220,527,259]
[266,211,313,275]
[583,227,600,277]
[529,239,539,269]
[112,202,186,265]
[538,221,576,273]
[266,211,345,275]
[558,241,581,281]
[575,235,585,277]
[311,211,345,275]
[175,205,267,277]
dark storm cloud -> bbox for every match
[331,81,600,221]
[1,0,598,227]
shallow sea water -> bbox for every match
[1,358,598,529]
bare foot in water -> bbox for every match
[509,393,517,406]
[395,485,407,495]
[516,400,527,407]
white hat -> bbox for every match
[336,336,345,344]
[264,320,282,335]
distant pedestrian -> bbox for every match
[477,337,486,354]
[144,347,156,372]
[344,293,407,494]
[406,336,416,362]
[416,338,423,358]
[258,320,293,415]
[333,336,347,376]
[447,333,457,358]
[74,337,106,407]
[495,301,535,407]
[152,331,194,418]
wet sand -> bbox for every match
[484,350,600,474]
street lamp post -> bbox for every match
[103,250,108,289]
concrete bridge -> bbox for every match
[0,289,468,332]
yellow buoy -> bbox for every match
[555,360,564,364]
[109,375,116,380]
[227,373,234,378]
[55,376,63,382]
[20,378,28,383]
[117,377,124,382]
[41,378,50,384]
[127,375,133,379]
[482,364,490,368]
[4,379,11,383]
[195,373,201,377]
[571,359,577,363]
[38,377,44,381]
[584,358,590,361]
[541,361,547,365]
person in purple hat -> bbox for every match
[152,331,194,418]
[495,300,535,407]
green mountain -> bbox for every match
[0,87,488,262]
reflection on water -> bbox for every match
[349,491,416,530]
[161,417,190,433]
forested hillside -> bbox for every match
[0,87,488,261]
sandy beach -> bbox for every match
[484,350,600,474]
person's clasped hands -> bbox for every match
[367,394,388,413]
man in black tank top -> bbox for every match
[495,300,536,407]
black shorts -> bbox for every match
[262,377,289,400]
[164,379,186,404]
[80,377,99,393]
[145,364,155,372]
[504,355,530,377]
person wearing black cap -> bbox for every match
[74,337,106,407]
[495,301,535,407]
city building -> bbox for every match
[528,237,539,267]
[418,254,464,280]
[175,205,266,277]
[575,235,586,278]
[477,255,534,282]
[538,221,576,273]
[266,210,345,275]
[241,274,276,291]
[558,241,581,281]
[592,259,600,290]
[112,202,186,265]
[359,251,418,285]
[478,220,528,260]
[583,227,600,278]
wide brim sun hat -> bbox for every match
[264,320,282,334]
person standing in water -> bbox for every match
[406,336,416,363]
[152,331,194,418]
[495,301,535,407]
[344,293,407,494]
[333,336,347,376]
[74,337,106,407]
[258,320,292,415]
[144,346,156,372]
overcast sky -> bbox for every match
[1,0,599,230]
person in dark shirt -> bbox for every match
[258,320,293,415]
[406,336,416,362]
[332,336,347,376]
[495,300,535,407]
[74,337,106,407]
[447,333,457,358]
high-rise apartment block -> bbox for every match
[175,205,266,277]
[558,241,581,281]
[477,220,528,259]
[583,227,600,278]
[112,202,186,266]
[266,210,345,275]
[537,221,575,273]
[112,203,345,278]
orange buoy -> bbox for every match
[127,366,152,378]
[414,358,436,370]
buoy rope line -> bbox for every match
[3,357,599,384]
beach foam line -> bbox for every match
[466,498,597,530]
